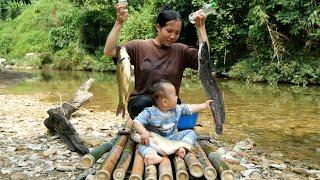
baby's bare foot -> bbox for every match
[144,152,163,165]
[175,148,186,158]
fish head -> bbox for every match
[118,46,131,62]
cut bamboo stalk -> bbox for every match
[173,156,189,180]
[159,156,173,180]
[113,139,135,180]
[129,146,144,180]
[94,135,128,180]
[195,142,217,180]
[184,152,204,178]
[144,165,157,180]
[81,138,116,168]
[199,140,235,180]
[208,153,235,180]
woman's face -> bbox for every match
[156,20,182,47]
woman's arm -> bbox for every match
[103,3,128,57]
[194,12,209,45]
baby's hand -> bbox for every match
[141,131,150,145]
[204,100,214,108]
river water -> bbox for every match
[1,70,319,165]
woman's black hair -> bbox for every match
[156,5,181,27]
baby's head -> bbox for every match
[150,79,178,110]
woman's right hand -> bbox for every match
[116,3,128,24]
[140,131,150,145]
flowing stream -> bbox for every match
[1,69,319,165]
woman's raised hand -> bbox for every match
[116,3,128,24]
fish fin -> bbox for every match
[116,104,126,118]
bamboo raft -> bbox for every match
[80,119,235,180]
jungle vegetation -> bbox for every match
[0,0,319,85]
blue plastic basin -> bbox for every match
[177,113,198,130]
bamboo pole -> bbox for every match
[113,139,135,180]
[195,142,217,180]
[94,135,128,180]
[129,146,144,180]
[81,138,116,169]
[159,156,173,180]
[199,140,235,180]
[173,156,189,180]
[184,152,204,178]
[144,165,157,180]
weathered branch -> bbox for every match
[44,78,95,154]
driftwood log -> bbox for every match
[44,78,95,154]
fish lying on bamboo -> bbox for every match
[116,47,132,118]
[130,132,194,156]
[198,42,226,135]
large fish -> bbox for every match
[116,47,132,118]
[130,132,194,156]
[198,42,225,135]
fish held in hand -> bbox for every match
[116,47,132,118]
[130,132,194,156]
[198,42,226,135]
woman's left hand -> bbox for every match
[194,10,206,28]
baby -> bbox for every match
[133,79,213,165]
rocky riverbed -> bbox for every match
[0,69,319,179]
[0,94,319,180]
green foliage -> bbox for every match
[119,1,157,43]
[228,57,320,86]
[0,0,319,86]
[50,7,80,51]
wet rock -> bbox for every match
[270,163,287,170]
[269,151,284,158]
[242,169,260,177]
[315,148,320,154]
[43,146,57,157]
[250,172,262,179]
[233,138,254,151]
[291,167,307,176]
[56,165,76,172]
[10,172,27,180]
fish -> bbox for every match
[116,46,132,118]
[130,132,194,156]
[198,41,226,135]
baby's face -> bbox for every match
[164,84,178,109]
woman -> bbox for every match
[104,3,209,119]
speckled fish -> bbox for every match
[198,42,225,135]
[116,47,132,118]
[130,132,194,156]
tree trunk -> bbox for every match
[184,152,204,178]
[195,142,217,180]
[158,156,173,180]
[44,78,95,154]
